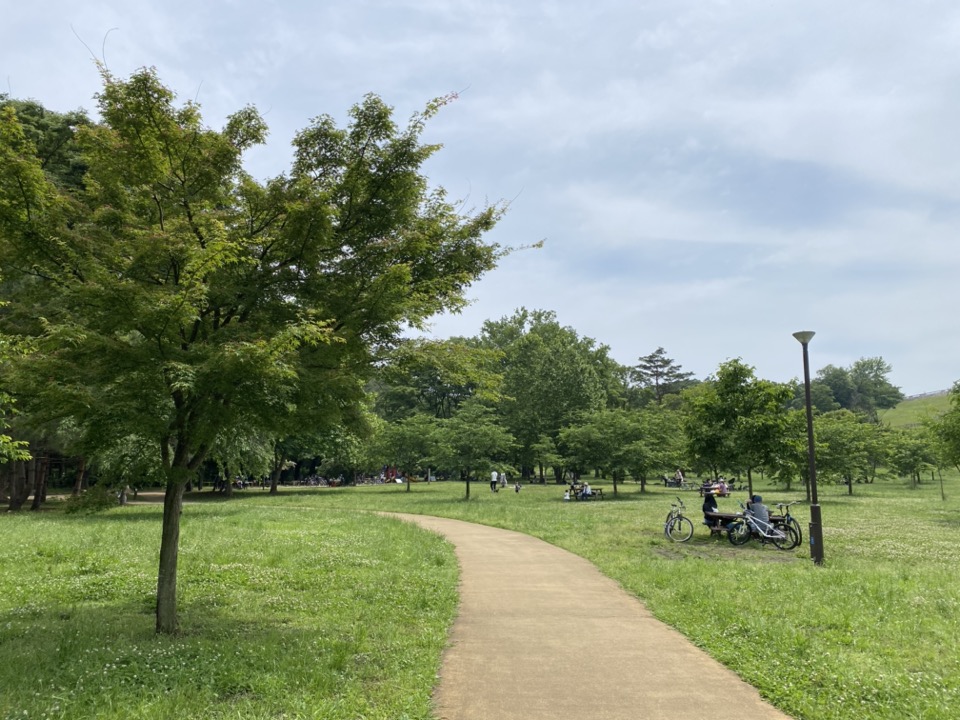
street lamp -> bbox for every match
[793,331,824,565]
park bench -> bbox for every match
[704,511,789,536]
[568,485,604,500]
[703,512,739,536]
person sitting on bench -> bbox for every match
[747,494,769,525]
[702,492,721,528]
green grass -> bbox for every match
[2,475,959,719]
[878,391,951,427]
[0,503,458,720]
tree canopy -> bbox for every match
[0,67,504,632]
[631,347,696,406]
[812,357,904,421]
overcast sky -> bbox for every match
[4,1,958,395]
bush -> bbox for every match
[64,484,118,513]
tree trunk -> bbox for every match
[30,456,49,511]
[156,477,187,634]
[222,463,234,497]
[746,467,753,499]
[72,456,86,496]
[464,469,471,499]
[0,462,10,503]
[269,457,282,495]
[8,461,27,511]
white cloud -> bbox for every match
[4,0,959,394]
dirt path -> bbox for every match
[392,514,792,720]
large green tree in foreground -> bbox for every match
[0,68,502,632]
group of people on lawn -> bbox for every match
[563,481,595,501]
[491,470,521,493]
[702,487,768,529]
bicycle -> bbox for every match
[727,502,798,550]
[664,497,694,542]
[772,501,803,549]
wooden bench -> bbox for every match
[704,512,739,536]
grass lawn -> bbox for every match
[2,474,958,719]
[0,502,458,720]
[878,391,951,427]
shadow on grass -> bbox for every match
[0,599,373,710]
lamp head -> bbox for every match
[793,330,815,345]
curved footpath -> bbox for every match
[391,513,792,720]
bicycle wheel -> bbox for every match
[787,517,803,546]
[663,512,675,540]
[727,519,752,546]
[772,523,800,550]
[665,516,694,542]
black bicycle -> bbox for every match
[772,501,803,549]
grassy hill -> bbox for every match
[878,390,952,427]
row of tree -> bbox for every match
[364,321,948,502]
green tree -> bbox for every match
[682,359,791,496]
[815,358,904,421]
[0,97,90,189]
[558,409,630,489]
[529,433,561,483]
[374,338,502,420]
[887,427,935,487]
[558,405,683,495]
[371,413,440,491]
[787,378,841,414]
[849,357,905,421]
[630,347,696,406]
[930,381,960,472]
[432,400,514,498]
[0,69,502,633]
[628,405,686,490]
[480,309,609,479]
[814,410,873,494]
[0,321,31,465]
[815,365,856,410]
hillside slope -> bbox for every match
[878,390,951,428]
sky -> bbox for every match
[3,0,958,396]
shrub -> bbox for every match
[64,484,118,513]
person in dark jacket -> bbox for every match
[702,492,720,528]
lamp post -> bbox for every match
[793,331,824,565]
